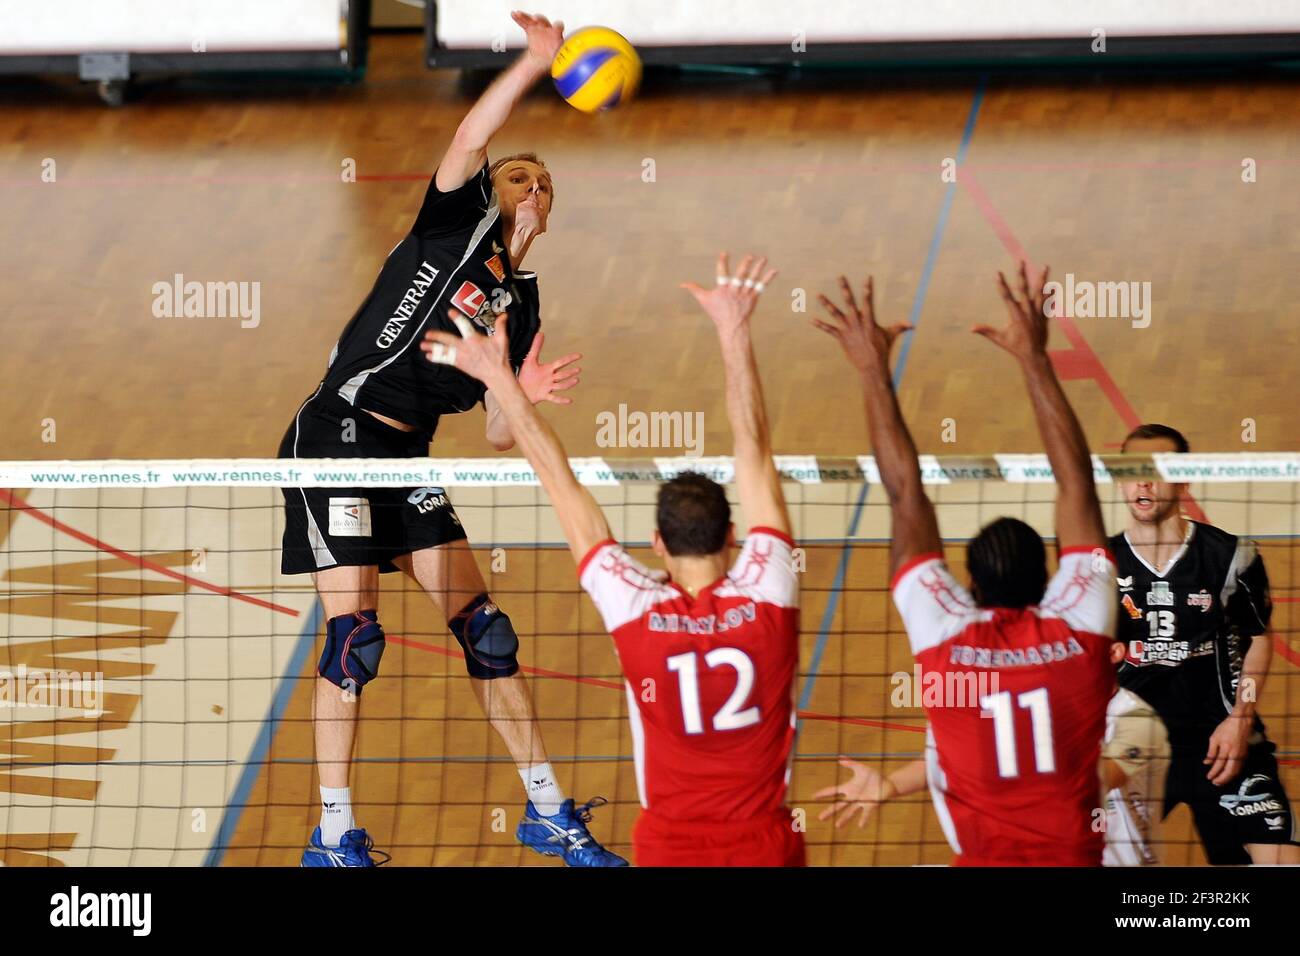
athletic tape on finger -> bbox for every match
[429,343,457,365]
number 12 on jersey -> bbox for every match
[667,648,760,734]
[980,688,1056,778]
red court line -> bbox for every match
[0,488,298,617]
[387,634,623,690]
[6,157,1298,191]
[388,633,927,733]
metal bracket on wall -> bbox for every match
[78,53,130,81]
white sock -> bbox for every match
[520,763,566,816]
[319,786,355,847]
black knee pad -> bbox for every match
[449,593,520,679]
[319,609,385,695]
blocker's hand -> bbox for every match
[973,261,1053,361]
[680,251,778,337]
[813,275,911,375]
[422,309,513,387]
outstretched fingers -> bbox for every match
[838,274,859,318]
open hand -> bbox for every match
[421,309,513,386]
[512,11,565,66]
[517,330,580,405]
[813,758,895,829]
[813,275,911,374]
[680,251,777,338]
[972,261,1052,361]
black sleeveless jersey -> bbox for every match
[317,162,540,441]
[1111,521,1272,752]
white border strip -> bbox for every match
[1,454,1298,488]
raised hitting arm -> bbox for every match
[435,12,563,195]
[421,312,610,564]
[681,252,789,536]
[973,263,1106,552]
[815,276,940,577]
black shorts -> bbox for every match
[278,388,467,575]
[1164,737,1299,864]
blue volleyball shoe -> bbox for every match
[300,827,390,867]
[516,797,629,867]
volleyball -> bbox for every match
[551,27,641,113]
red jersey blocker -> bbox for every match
[892,547,1118,866]
[578,527,804,867]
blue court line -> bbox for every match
[203,600,322,867]
[796,76,987,715]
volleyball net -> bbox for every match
[0,453,1296,866]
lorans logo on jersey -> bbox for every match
[376,261,439,348]
[1187,589,1213,612]
[407,486,449,512]
[1219,775,1285,818]
[450,280,513,333]
[1146,580,1174,607]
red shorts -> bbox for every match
[633,808,806,867]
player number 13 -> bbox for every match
[667,648,760,734]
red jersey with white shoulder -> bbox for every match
[893,546,1117,866]
[578,527,799,823]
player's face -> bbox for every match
[494,161,553,234]
[1120,436,1186,524]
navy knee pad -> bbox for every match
[449,593,520,679]
[319,609,386,695]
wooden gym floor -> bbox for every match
[0,33,1297,865]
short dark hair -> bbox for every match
[967,517,1048,609]
[1122,423,1189,453]
[655,472,731,557]
[489,152,555,206]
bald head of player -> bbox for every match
[490,153,554,238]
[650,472,736,577]
[1119,423,1189,525]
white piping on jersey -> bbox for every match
[1218,539,1266,715]
[624,680,649,810]
[291,384,337,568]
[337,190,502,407]
[924,726,962,856]
[1212,638,1236,715]
[1123,521,1195,579]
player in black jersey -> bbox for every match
[285,11,625,867]
[1114,423,1299,864]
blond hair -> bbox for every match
[489,153,554,207]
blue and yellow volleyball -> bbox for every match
[551,27,641,113]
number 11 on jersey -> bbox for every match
[981,688,1056,778]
